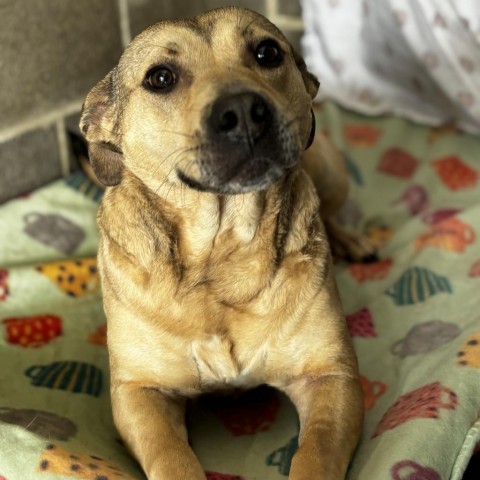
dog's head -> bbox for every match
[80,7,319,194]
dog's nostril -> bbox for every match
[219,110,238,132]
[251,100,268,123]
[209,93,272,140]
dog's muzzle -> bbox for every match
[177,91,301,194]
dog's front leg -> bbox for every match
[282,375,364,480]
[111,383,205,480]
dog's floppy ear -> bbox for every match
[292,48,320,99]
[79,68,124,186]
[306,109,316,150]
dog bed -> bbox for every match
[1,101,479,480]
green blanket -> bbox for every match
[1,102,479,480]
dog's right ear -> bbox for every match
[79,68,124,186]
[292,48,320,100]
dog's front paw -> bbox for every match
[288,444,347,480]
[149,459,206,480]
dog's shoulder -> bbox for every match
[98,173,179,272]
[278,168,327,256]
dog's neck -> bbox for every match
[148,176,280,265]
[179,190,266,258]
[99,168,323,307]
[109,169,312,271]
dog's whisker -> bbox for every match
[85,121,124,137]
[153,145,199,199]
[175,108,204,114]
[156,145,198,174]
[164,179,176,204]
[157,162,179,201]
[170,156,197,206]
[179,159,198,207]
[150,151,185,187]
[150,148,195,199]
[153,163,185,198]
[158,130,195,139]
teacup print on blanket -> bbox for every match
[0,102,479,479]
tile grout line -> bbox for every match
[56,119,71,177]
[0,3,302,150]
[266,0,278,21]
[275,16,304,30]
[118,0,132,48]
[266,1,304,33]
[0,100,83,144]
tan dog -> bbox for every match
[80,7,368,479]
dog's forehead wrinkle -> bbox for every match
[194,7,286,54]
[155,41,180,56]
[241,17,284,40]
[119,14,291,86]
[123,24,210,69]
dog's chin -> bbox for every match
[177,160,292,195]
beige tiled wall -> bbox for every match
[0,0,303,203]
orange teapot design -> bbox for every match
[360,375,387,411]
[415,217,475,253]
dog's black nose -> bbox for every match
[210,92,272,143]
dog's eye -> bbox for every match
[145,66,176,91]
[255,40,283,68]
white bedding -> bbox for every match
[301,0,480,135]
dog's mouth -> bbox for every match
[176,153,293,194]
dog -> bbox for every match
[80,7,371,479]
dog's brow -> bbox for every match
[164,42,179,56]
[240,18,285,43]
[179,18,212,45]
[239,16,258,37]
[141,40,180,58]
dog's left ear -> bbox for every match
[292,48,320,99]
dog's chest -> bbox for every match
[190,334,265,388]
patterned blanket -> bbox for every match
[1,102,479,480]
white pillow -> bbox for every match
[301,0,480,135]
